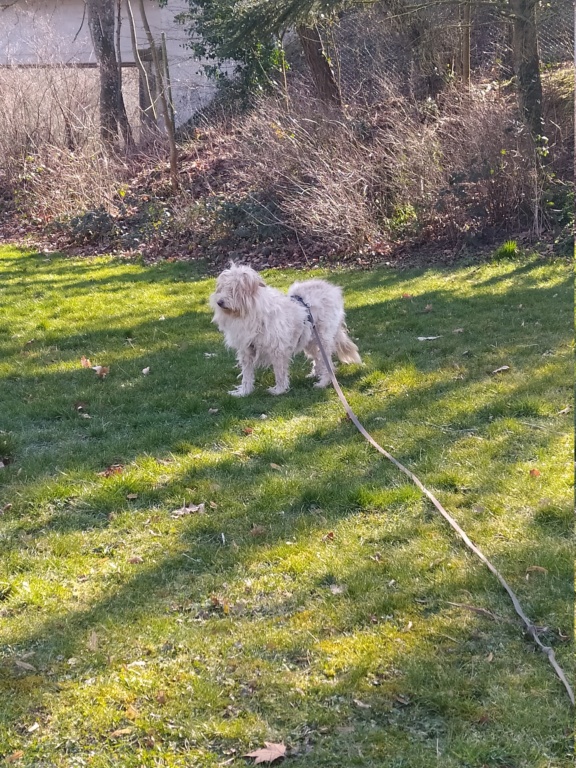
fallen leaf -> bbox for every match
[5,750,24,762]
[142,367,150,375]
[491,365,510,374]
[322,531,335,542]
[269,463,282,470]
[557,406,571,415]
[242,427,254,435]
[87,631,98,652]
[452,327,464,333]
[128,556,144,564]
[156,690,167,705]
[353,698,371,709]
[126,660,146,668]
[109,727,133,738]
[260,413,268,420]
[125,705,139,720]
[250,524,267,537]
[14,660,37,672]
[417,336,441,341]
[210,595,230,614]
[244,742,286,764]
[27,722,40,733]
[526,565,548,575]
[329,584,345,594]
[1,503,12,513]
[394,694,411,706]
[171,502,205,518]
[126,493,138,500]
[487,652,494,662]
[401,293,413,299]
[98,464,124,478]
[529,469,541,477]
[424,304,433,312]
[92,365,110,378]
[208,408,219,414]
[80,356,92,368]
[209,501,218,509]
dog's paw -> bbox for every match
[229,387,251,397]
[268,385,289,396]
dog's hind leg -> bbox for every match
[268,357,290,395]
[306,336,333,389]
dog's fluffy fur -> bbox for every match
[209,263,361,396]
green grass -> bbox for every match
[0,245,572,767]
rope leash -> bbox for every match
[300,299,574,706]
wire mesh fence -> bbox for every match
[314,0,573,105]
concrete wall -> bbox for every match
[0,0,218,127]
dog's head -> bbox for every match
[209,263,266,318]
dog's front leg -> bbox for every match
[268,358,290,395]
[229,349,256,397]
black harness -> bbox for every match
[290,294,314,325]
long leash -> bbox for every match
[296,296,573,706]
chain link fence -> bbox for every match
[308,0,573,104]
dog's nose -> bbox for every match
[217,299,225,308]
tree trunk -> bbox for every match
[296,24,341,107]
[509,0,543,138]
[137,0,179,191]
[87,0,132,149]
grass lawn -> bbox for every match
[0,245,572,768]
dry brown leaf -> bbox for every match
[526,565,548,575]
[250,524,267,536]
[171,502,205,518]
[80,356,92,368]
[156,690,167,705]
[98,464,124,478]
[353,698,371,709]
[424,304,433,312]
[128,556,144,564]
[401,293,413,299]
[5,750,24,763]
[93,365,110,378]
[242,427,254,435]
[125,705,139,720]
[87,631,98,652]
[126,493,138,500]
[209,501,218,509]
[452,327,464,333]
[109,727,133,738]
[269,463,282,470]
[244,742,286,764]
[529,469,541,477]
[491,365,510,374]
[322,531,335,542]
[487,652,494,662]
[1,503,12,513]
[14,660,37,672]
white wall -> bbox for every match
[0,0,219,127]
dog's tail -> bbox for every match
[335,326,362,365]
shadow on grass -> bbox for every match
[0,248,572,762]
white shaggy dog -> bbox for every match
[209,263,361,396]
